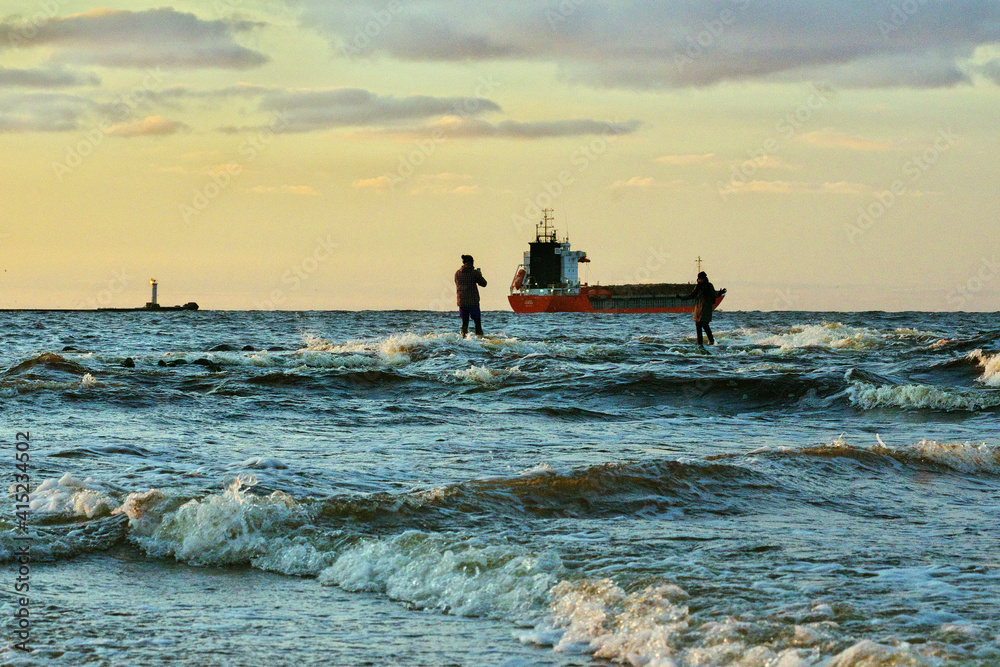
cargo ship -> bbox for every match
[508,209,726,314]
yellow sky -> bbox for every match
[1,1,999,310]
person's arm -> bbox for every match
[476,269,487,287]
[677,284,699,300]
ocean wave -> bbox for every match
[454,364,522,386]
[737,323,891,351]
[301,331,539,361]
[520,578,933,666]
[847,381,1000,411]
[2,352,90,376]
[317,531,561,619]
[969,349,1000,387]
[0,371,100,396]
[0,474,127,561]
[754,436,1000,476]
[120,475,313,567]
[11,473,119,520]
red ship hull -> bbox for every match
[508,288,726,314]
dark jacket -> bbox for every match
[681,279,717,323]
[455,263,487,307]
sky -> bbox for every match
[1,0,998,311]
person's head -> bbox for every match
[461,254,474,266]
[697,271,707,282]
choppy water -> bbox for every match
[2,310,999,666]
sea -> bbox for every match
[1,309,999,666]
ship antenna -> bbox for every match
[541,207,555,242]
[696,256,702,274]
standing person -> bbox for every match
[455,254,487,337]
[678,271,724,349]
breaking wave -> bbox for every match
[847,381,1000,412]
[969,349,1000,387]
[752,436,1000,476]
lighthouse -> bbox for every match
[146,279,159,309]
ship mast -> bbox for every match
[537,208,556,242]
[696,256,702,274]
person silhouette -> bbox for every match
[455,254,487,337]
[678,271,724,349]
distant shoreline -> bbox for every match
[0,308,199,313]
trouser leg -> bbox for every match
[473,314,483,336]
[461,309,469,337]
[696,323,704,346]
[704,322,714,345]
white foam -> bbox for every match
[740,323,888,352]
[873,435,1000,475]
[824,639,927,666]
[518,463,556,477]
[454,365,522,386]
[318,531,562,619]
[233,456,289,470]
[969,349,1000,387]
[295,351,374,369]
[122,476,310,567]
[542,579,691,662]
[848,382,1000,411]
[521,578,937,666]
[18,473,117,518]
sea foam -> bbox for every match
[318,531,561,619]
[847,381,1000,411]
[969,349,1000,386]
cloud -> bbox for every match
[608,177,687,190]
[352,176,392,189]
[974,58,1000,84]
[257,88,502,132]
[293,0,1000,89]
[250,185,320,195]
[610,177,656,189]
[0,91,90,132]
[0,67,100,88]
[0,8,269,70]
[372,116,642,139]
[407,172,480,195]
[107,115,188,137]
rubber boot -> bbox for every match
[474,325,484,337]
[461,325,468,338]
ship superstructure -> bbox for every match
[508,209,726,314]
